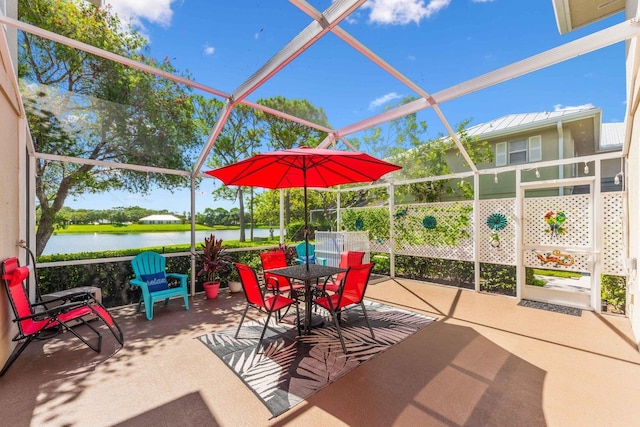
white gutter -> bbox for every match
[557,120,564,194]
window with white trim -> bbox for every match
[509,140,527,164]
[495,135,542,166]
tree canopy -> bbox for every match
[199,99,264,241]
[19,1,489,254]
[20,0,202,254]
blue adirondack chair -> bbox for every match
[130,251,189,320]
[295,242,326,265]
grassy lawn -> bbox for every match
[37,238,283,262]
[53,224,276,234]
[532,268,583,279]
[526,267,583,287]
[53,224,217,234]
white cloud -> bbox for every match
[363,0,451,25]
[344,11,361,25]
[553,103,596,112]
[471,0,495,3]
[203,44,215,56]
[104,0,176,35]
[369,92,403,110]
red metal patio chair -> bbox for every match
[0,257,124,376]
[234,263,300,349]
[259,250,304,295]
[320,250,365,293]
[314,262,375,354]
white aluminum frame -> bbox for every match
[0,4,636,297]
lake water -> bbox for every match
[42,229,278,255]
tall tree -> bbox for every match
[351,96,492,202]
[253,188,350,232]
[19,0,202,255]
[197,98,264,241]
[256,97,330,226]
[398,119,493,202]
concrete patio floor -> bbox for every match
[1,277,639,426]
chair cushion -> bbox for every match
[140,272,169,293]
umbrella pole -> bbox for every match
[303,166,310,271]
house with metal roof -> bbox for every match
[138,214,181,224]
[438,107,624,198]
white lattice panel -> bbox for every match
[523,249,592,273]
[394,201,475,261]
[478,198,516,265]
[523,194,592,247]
[370,238,391,253]
[601,193,625,275]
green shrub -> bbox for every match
[525,267,546,287]
[371,253,390,275]
[480,263,516,296]
[340,208,389,241]
[601,274,626,314]
[33,246,264,308]
[394,255,474,289]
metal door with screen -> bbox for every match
[520,178,596,310]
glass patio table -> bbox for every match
[264,264,346,334]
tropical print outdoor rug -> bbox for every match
[196,300,436,418]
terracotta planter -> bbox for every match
[203,281,221,299]
[228,281,242,293]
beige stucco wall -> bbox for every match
[0,68,22,371]
[0,0,23,372]
[625,0,640,348]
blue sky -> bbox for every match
[68,0,627,212]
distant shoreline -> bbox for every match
[51,224,271,235]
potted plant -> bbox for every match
[278,242,298,265]
[196,234,233,299]
[226,267,243,293]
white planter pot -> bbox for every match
[228,281,242,293]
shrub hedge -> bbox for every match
[394,255,475,289]
[34,246,269,308]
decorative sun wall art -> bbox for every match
[486,213,508,251]
[422,215,437,230]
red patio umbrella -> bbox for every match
[205,147,401,268]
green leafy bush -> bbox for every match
[480,263,516,296]
[394,204,473,248]
[340,208,390,241]
[285,221,323,241]
[34,246,264,308]
[394,255,474,289]
[601,274,626,314]
[525,267,546,287]
[371,253,390,275]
